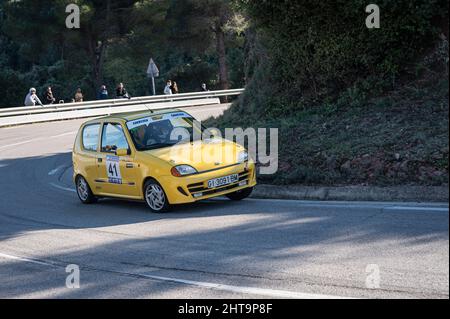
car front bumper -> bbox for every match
[158,162,257,204]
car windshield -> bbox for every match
[126,112,203,151]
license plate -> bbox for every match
[207,174,239,189]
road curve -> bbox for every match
[0,104,448,299]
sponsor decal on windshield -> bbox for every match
[126,112,191,130]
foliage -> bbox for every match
[206,0,449,186]
[0,0,247,107]
[232,0,449,117]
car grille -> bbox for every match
[187,171,250,198]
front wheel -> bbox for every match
[226,187,253,201]
[76,175,97,204]
[144,179,170,213]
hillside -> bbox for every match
[208,68,448,186]
[207,0,449,186]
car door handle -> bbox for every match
[126,163,134,169]
[98,158,103,163]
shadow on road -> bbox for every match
[0,153,448,298]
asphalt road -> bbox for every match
[0,104,448,299]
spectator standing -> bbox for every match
[98,85,109,100]
[74,88,84,103]
[44,87,56,105]
[171,81,179,94]
[116,83,130,99]
[201,83,209,92]
[24,88,43,107]
[164,80,173,95]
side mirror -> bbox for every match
[116,148,129,157]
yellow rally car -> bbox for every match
[72,109,256,212]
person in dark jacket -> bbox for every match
[97,85,109,100]
[44,87,56,105]
[116,83,130,99]
[171,81,179,94]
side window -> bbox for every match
[101,123,129,153]
[82,124,100,152]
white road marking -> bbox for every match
[135,273,352,299]
[0,131,77,150]
[385,206,449,212]
[48,165,67,176]
[50,182,76,193]
[0,253,55,267]
[0,138,43,150]
[0,252,351,299]
[51,131,78,138]
[247,199,449,213]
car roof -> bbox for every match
[83,108,186,125]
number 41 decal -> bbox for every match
[106,155,122,184]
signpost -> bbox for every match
[146,58,159,96]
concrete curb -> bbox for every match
[251,184,449,202]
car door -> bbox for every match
[95,122,138,198]
[76,123,101,191]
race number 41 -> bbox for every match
[106,156,122,184]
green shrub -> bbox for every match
[234,0,448,116]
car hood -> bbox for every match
[144,138,245,172]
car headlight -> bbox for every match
[171,165,198,177]
[238,151,249,163]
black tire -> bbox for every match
[226,187,253,201]
[144,179,170,213]
[75,175,97,204]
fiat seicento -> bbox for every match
[72,109,256,212]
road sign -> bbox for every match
[147,58,159,95]
[147,58,159,78]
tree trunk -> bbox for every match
[89,0,110,93]
[88,38,106,92]
[215,22,229,100]
[95,46,105,90]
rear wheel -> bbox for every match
[226,187,253,201]
[144,179,170,213]
[76,175,97,204]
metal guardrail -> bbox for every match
[0,89,244,127]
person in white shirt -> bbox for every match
[24,88,43,107]
[164,80,173,95]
